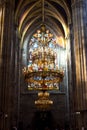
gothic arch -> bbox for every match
[15,0,72,48]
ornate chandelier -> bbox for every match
[22,24,64,109]
[23,24,64,91]
[22,0,64,110]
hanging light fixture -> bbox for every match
[22,0,64,110]
[23,24,64,91]
[35,91,53,110]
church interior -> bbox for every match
[0,0,87,130]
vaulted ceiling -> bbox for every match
[15,0,72,48]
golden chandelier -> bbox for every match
[22,24,64,109]
[23,24,64,90]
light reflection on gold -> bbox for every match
[35,91,53,110]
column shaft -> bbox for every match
[71,0,87,129]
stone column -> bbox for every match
[71,0,87,129]
[0,0,17,130]
[0,0,5,129]
[14,31,22,128]
[65,33,71,129]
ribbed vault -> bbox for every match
[15,0,72,48]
